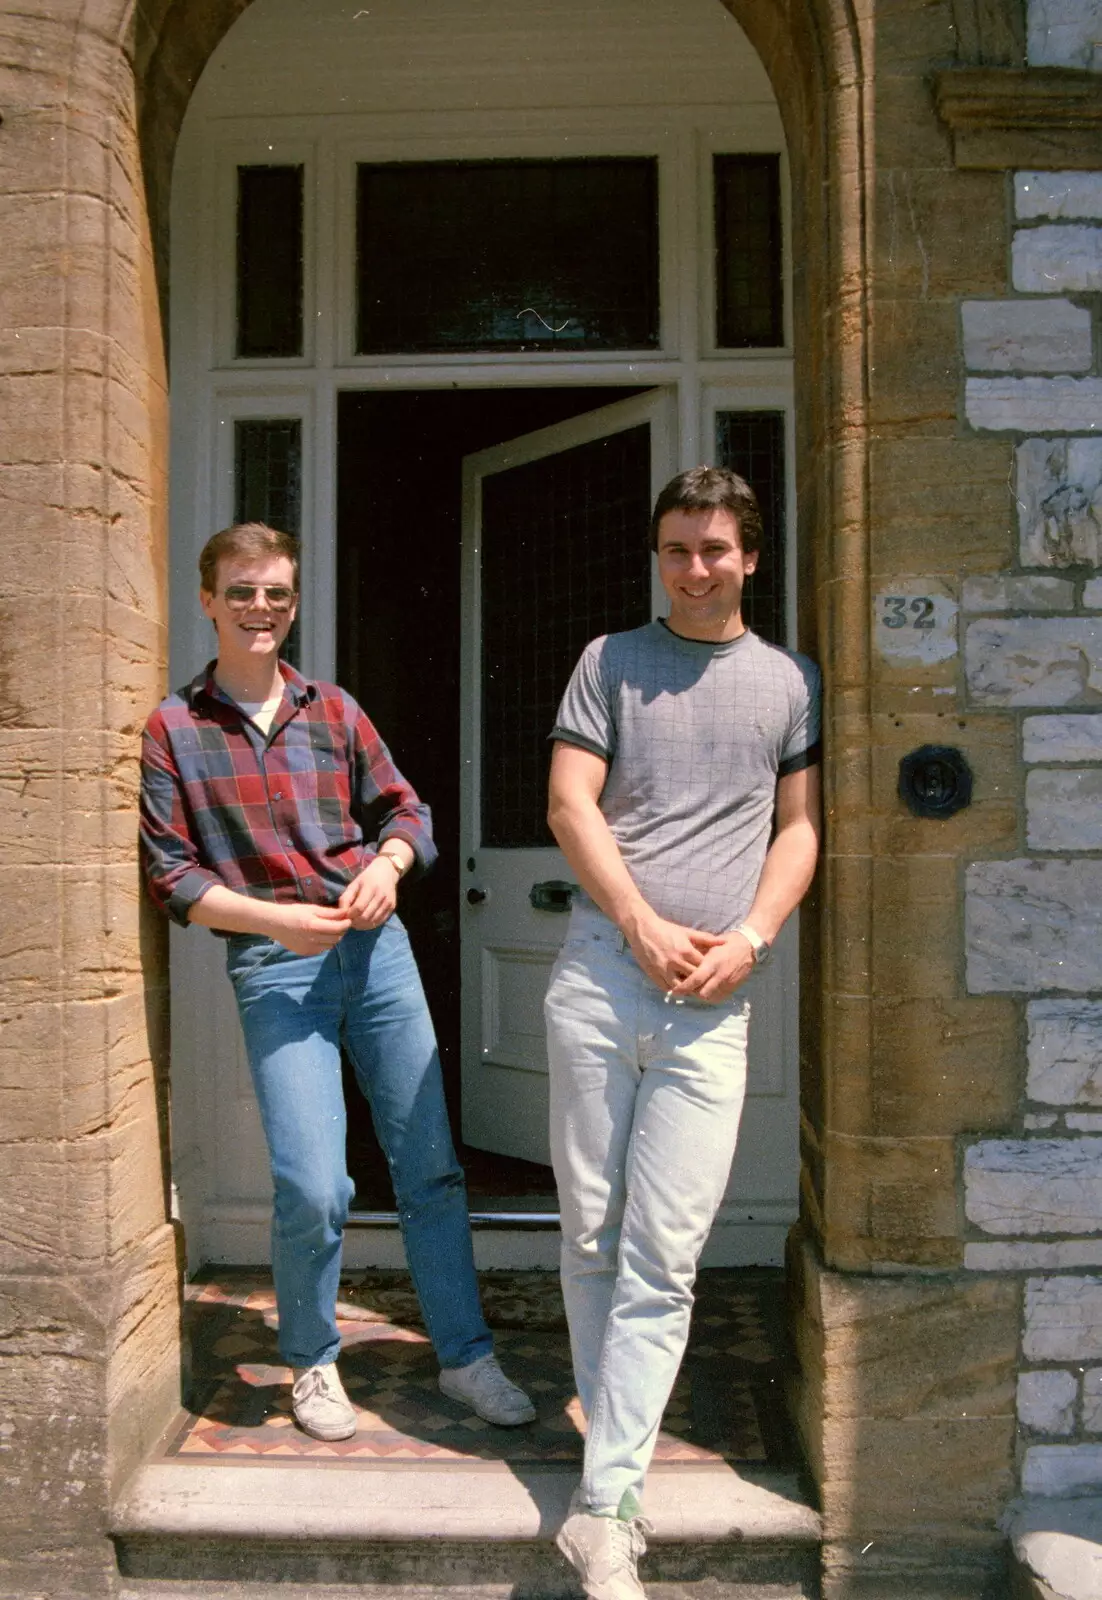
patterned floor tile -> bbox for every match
[162,1269,797,1469]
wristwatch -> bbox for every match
[735,922,771,966]
[377,849,408,880]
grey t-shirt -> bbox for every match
[551,621,821,933]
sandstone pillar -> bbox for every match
[0,5,180,1594]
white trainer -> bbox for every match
[437,1352,537,1426]
[556,1507,652,1600]
[290,1362,357,1441]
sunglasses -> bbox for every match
[222,584,297,610]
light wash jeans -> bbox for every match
[545,901,751,1517]
[226,917,492,1373]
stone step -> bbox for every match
[120,1582,816,1599]
[1004,1495,1102,1600]
[113,1460,821,1597]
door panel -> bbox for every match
[460,391,676,1161]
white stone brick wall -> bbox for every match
[1017,172,1102,220]
[1013,225,1102,293]
[1017,439,1102,568]
[961,299,1092,372]
[962,146,1102,1489]
[1027,0,1102,70]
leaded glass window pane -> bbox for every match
[233,418,302,663]
[715,411,785,643]
[357,159,659,354]
[236,166,304,359]
[481,425,652,847]
[714,154,783,349]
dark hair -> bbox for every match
[649,466,763,555]
[198,522,300,594]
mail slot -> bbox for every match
[529,879,576,913]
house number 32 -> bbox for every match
[881,596,936,630]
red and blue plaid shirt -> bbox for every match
[140,661,436,928]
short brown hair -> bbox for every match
[649,466,763,556]
[198,522,300,595]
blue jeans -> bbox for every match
[225,918,492,1372]
[545,902,751,1516]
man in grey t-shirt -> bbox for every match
[546,467,821,1600]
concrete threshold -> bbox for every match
[114,1458,820,1546]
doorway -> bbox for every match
[166,0,801,1267]
[336,386,648,1205]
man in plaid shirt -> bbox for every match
[140,521,534,1441]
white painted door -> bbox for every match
[459,392,676,1162]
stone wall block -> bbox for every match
[0,1406,111,1577]
[870,436,1014,571]
[967,859,1102,992]
[962,574,1076,611]
[1024,713,1102,763]
[1023,1444,1102,1496]
[1018,438,1102,569]
[0,1117,166,1279]
[0,1276,108,1417]
[871,854,960,998]
[875,169,1007,297]
[0,1139,107,1274]
[961,299,1093,373]
[790,1239,1018,1551]
[874,71,956,170]
[1025,1275,1102,1360]
[0,728,140,867]
[1027,0,1102,71]
[868,995,1020,1138]
[968,1239,1102,1269]
[967,378,1102,434]
[1082,1368,1102,1431]
[1018,1368,1077,1433]
[0,865,144,1009]
[821,1417,1016,1533]
[807,1262,1019,1420]
[1017,171,1102,221]
[0,592,163,735]
[1013,224,1102,294]
[1027,767,1102,849]
[105,1223,182,1487]
[966,616,1102,706]
[1028,1000,1102,1105]
[823,1131,961,1268]
[823,851,873,997]
[0,990,156,1144]
[966,1139,1102,1235]
[869,298,959,434]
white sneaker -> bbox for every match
[437,1352,537,1426]
[290,1362,357,1441]
[556,1506,652,1600]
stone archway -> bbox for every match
[0,0,1029,1593]
[0,0,856,1591]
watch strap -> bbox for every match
[735,922,770,962]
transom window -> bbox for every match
[356,158,660,354]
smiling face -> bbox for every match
[200,553,299,671]
[656,507,758,641]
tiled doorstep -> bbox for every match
[113,1458,820,1546]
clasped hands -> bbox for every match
[267,856,398,955]
[626,911,755,1004]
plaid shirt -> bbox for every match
[140,661,436,928]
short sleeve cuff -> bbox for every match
[777,740,822,779]
[549,726,612,761]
